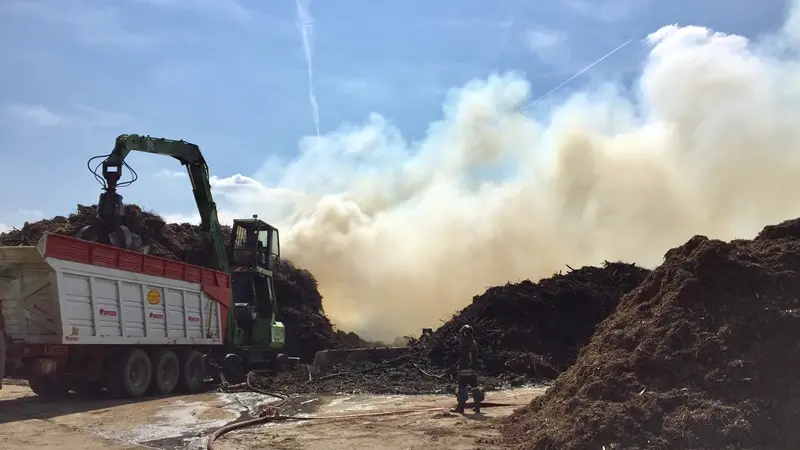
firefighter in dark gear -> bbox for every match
[0,331,5,390]
[0,313,6,390]
[453,324,485,414]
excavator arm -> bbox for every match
[77,134,229,273]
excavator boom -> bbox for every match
[108,134,204,165]
[106,134,229,272]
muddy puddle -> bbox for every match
[135,391,452,449]
[135,391,337,449]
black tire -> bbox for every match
[27,375,69,399]
[149,349,180,395]
[221,354,246,384]
[104,348,152,399]
[176,349,206,393]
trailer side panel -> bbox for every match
[1,233,230,347]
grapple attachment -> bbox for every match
[75,221,147,252]
[76,163,148,253]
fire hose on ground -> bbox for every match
[206,370,526,450]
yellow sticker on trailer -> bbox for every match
[147,289,162,305]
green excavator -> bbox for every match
[77,134,296,381]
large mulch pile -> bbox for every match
[0,204,337,362]
[332,330,374,349]
[418,262,650,377]
[501,218,800,450]
[256,262,650,395]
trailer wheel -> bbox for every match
[105,348,152,399]
[221,354,246,384]
[150,349,180,395]
[176,349,205,393]
[27,375,68,399]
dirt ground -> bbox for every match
[0,383,545,449]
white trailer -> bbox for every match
[0,233,233,398]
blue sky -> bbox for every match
[0,0,788,230]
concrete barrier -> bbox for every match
[311,346,409,374]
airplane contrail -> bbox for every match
[295,0,320,139]
[520,37,636,112]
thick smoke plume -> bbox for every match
[195,6,800,341]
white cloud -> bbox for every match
[525,28,570,67]
[0,223,8,233]
[526,29,565,51]
[6,105,67,127]
[161,209,241,226]
[130,0,254,23]
[0,0,153,46]
[565,0,651,23]
[5,104,131,128]
[155,169,188,179]
[441,19,513,30]
[329,78,394,102]
[73,105,132,128]
[126,0,293,33]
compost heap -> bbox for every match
[501,218,800,450]
[262,262,649,395]
[0,204,337,362]
[332,330,373,348]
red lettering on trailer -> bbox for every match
[149,312,164,320]
[15,345,68,357]
[98,308,117,317]
[188,316,200,322]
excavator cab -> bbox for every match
[229,216,280,272]
[228,216,282,348]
